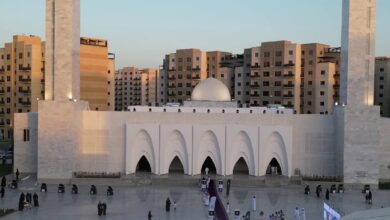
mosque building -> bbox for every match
[13,0,390,185]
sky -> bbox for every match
[0,0,389,69]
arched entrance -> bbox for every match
[233,157,249,175]
[201,156,217,175]
[136,156,151,173]
[266,158,282,175]
[168,156,184,174]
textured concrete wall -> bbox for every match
[14,113,38,173]
[45,0,80,101]
[37,101,88,180]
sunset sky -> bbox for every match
[1,0,389,68]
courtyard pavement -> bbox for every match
[0,175,389,220]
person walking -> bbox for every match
[294,207,300,220]
[173,201,177,211]
[368,191,373,205]
[252,195,257,212]
[0,186,4,198]
[205,167,209,176]
[226,201,230,214]
[16,169,20,181]
[165,197,171,212]
[102,202,107,216]
[1,176,6,188]
[325,189,330,200]
[259,210,265,220]
[97,201,102,216]
[18,193,25,211]
[148,210,153,220]
[33,193,39,207]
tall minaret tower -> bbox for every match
[340,0,376,107]
[38,0,87,180]
[45,0,80,101]
[340,0,381,184]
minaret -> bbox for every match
[45,0,80,101]
[340,0,381,184]
[340,0,376,107]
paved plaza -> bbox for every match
[0,175,390,220]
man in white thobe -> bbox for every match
[252,196,257,211]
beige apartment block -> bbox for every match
[163,49,207,104]
[0,35,44,142]
[80,37,115,111]
[374,57,390,117]
[249,41,302,112]
[0,35,114,142]
[301,44,340,114]
[115,67,159,110]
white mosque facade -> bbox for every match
[12,0,390,185]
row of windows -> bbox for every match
[256,50,294,58]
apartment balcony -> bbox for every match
[251,64,260,68]
[19,66,31,72]
[192,67,201,71]
[0,111,4,116]
[168,93,176,97]
[19,77,31,83]
[0,90,4,94]
[333,84,340,89]
[168,76,176,80]
[250,84,260,88]
[0,68,4,72]
[19,89,31,94]
[250,93,260,97]
[284,63,295,67]
[0,100,5,105]
[168,68,176,72]
[251,73,260,78]
[19,100,31,106]
[192,76,201,80]
[283,94,294,98]
[333,73,340,78]
[0,121,4,126]
[283,84,295,88]
[283,73,295,77]
[168,84,176,88]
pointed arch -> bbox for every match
[169,156,185,174]
[163,130,189,174]
[197,130,222,175]
[136,155,152,173]
[131,130,156,174]
[228,131,255,175]
[233,157,249,175]
[201,156,217,174]
[262,132,288,176]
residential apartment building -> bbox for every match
[301,44,340,114]
[374,57,390,117]
[115,67,159,110]
[0,35,44,142]
[248,41,302,112]
[162,49,207,104]
[80,37,115,111]
[0,35,115,142]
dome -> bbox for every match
[191,78,231,102]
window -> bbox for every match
[379,94,383,98]
[320,102,325,106]
[274,81,282,86]
[263,72,270,77]
[379,85,384,89]
[107,81,111,85]
[264,52,270,57]
[178,58,183,62]
[308,91,312,96]
[196,57,199,61]
[6,65,10,71]
[320,91,325,96]
[23,129,30,142]
[289,50,293,55]
[264,62,270,67]
[186,58,191,62]
[263,91,270,96]
[379,76,384,80]
[275,51,282,57]
[320,81,325,85]
[309,50,313,55]
[275,71,282,77]
[275,61,282,67]
[6,54,10,60]
[308,71,313,75]
[309,60,313,65]
[263,81,270,87]
[380,68,384,72]
[308,81,313,85]
[186,66,191,71]
[308,101,312,106]
[274,91,281,97]
[255,53,259,58]
[221,74,225,78]
[237,73,242,77]
[19,53,23,59]
[321,70,326,75]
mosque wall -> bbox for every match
[71,110,338,178]
[379,118,390,179]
